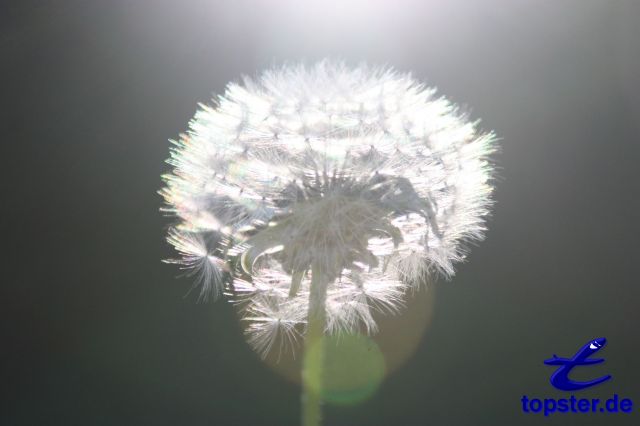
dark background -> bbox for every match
[3,1,639,425]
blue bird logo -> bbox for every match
[544,337,612,391]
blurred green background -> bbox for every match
[3,1,639,425]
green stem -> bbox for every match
[301,264,329,426]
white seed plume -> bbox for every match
[161,61,496,357]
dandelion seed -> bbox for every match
[163,229,227,302]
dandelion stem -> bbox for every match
[301,263,329,426]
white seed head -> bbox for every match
[161,61,496,356]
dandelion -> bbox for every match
[160,60,496,426]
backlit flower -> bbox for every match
[160,61,496,356]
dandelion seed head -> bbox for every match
[161,60,496,356]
